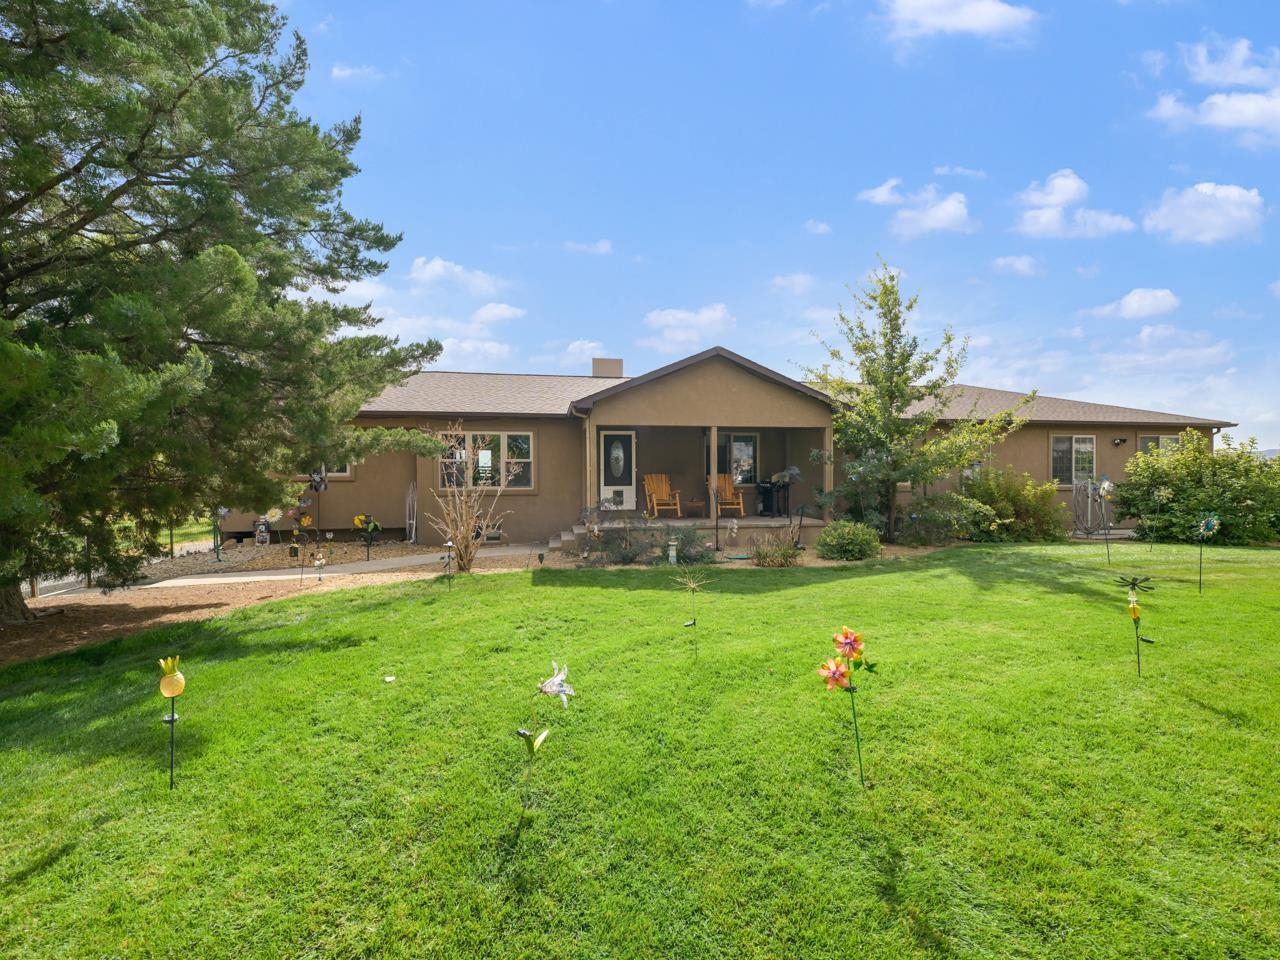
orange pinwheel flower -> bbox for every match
[818,657,850,690]
[834,626,864,660]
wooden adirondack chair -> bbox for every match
[712,474,745,517]
[644,474,682,517]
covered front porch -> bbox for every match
[589,424,832,521]
[550,511,829,554]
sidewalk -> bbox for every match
[138,543,542,589]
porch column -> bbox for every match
[708,425,718,521]
[822,426,834,522]
[583,415,595,513]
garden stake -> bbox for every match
[1116,576,1155,677]
[848,685,866,789]
[164,696,179,789]
[158,655,185,790]
[1197,514,1219,595]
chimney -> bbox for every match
[592,357,624,377]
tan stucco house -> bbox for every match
[222,345,1234,545]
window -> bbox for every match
[1051,435,1095,485]
[440,432,533,489]
[706,432,758,485]
[1138,435,1179,454]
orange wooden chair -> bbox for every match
[712,474,745,517]
[643,473,682,517]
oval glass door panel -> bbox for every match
[609,440,625,480]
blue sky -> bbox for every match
[284,0,1278,447]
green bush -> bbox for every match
[815,520,882,560]
[660,525,716,565]
[962,468,1067,542]
[751,532,801,568]
[901,493,998,546]
[1112,430,1280,545]
[594,522,658,565]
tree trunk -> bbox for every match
[0,583,35,622]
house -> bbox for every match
[221,346,1234,545]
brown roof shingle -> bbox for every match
[361,371,628,417]
[908,384,1235,427]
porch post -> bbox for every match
[822,426,834,522]
[584,415,596,513]
[708,425,718,521]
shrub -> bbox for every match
[1112,430,1280,545]
[815,520,882,560]
[661,525,716,565]
[962,468,1067,542]
[594,521,659,565]
[901,493,997,546]
[751,532,801,567]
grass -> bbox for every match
[1,543,1277,959]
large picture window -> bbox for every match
[1051,435,1095,485]
[706,432,758,485]
[1138,435,1179,454]
[440,433,534,489]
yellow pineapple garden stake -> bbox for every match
[158,655,185,789]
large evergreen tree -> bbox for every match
[0,1,442,621]
[811,263,1028,539]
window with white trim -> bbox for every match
[440,433,534,489]
[1051,435,1095,485]
[1138,435,1179,454]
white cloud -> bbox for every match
[331,63,383,81]
[890,186,975,239]
[564,239,613,255]
[857,177,905,205]
[470,302,526,325]
[409,256,505,297]
[315,15,334,32]
[1018,169,1089,208]
[1140,50,1167,79]
[561,339,606,367]
[804,218,832,234]
[1013,169,1136,238]
[881,0,1036,40]
[1142,182,1264,244]
[992,254,1043,276]
[1084,288,1180,320]
[1149,89,1280,144]
[933,164,987,178]
[1076,262,1101,279]
[436,338,513,370]
[638,303,735,353]
[1181,37,1280,89]
[772,272,816,295]
[1100,324,1232,373]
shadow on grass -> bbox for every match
[873,840,959,958]
[1,840,77,891]
[529,546,1121,604]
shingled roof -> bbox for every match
[908,384,1235,427]
[361,371,628,417]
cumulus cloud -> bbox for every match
[470,302,526,326]
[1084,288,1181,320]
[804,218,832,234]
[436,338,513,370]
[1142,182,1264,244]
[934,164,987,178]
[772,272,816,295]
[890,186,975,239]
[561,339,607,367]
[638,303,735,353]
[331,63,382,80]
[1149,37,1280,145]
[409,256,505,297]
[1100,324,1232,374]
[857,177,905,205]
[564,239,613,255]
[880,0,1036,40]
[992,255,1043,276]
[1013,169,1136,238]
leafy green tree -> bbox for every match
[1112,430,1280,545]
[809,263,1028,539]
[0,2,442,621]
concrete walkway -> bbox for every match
[139,543,545,589]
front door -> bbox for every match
[599,430,636,509]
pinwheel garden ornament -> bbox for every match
[1197,513,1219,595]
[1114,576,1155,677]
[817,627,877,788]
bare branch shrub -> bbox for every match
[426,427,511,573]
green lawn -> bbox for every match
[1,544,1276,959]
